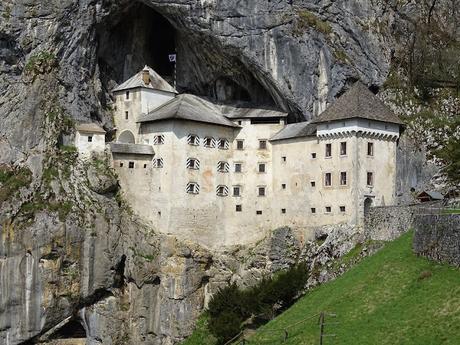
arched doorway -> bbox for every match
[118,130,135,143]
[364,197,373,216]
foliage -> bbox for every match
[181,315,217,345]
[293,10,332,37]
[25,51,57,77]
[206,264,309,344]
[0,166,33,203]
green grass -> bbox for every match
[182,232,460,345]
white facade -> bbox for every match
[75,124,106,158]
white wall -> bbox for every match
[75,132,105,158]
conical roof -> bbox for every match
[112,65,177,94]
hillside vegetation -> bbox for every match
[183,232,460,345]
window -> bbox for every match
[311,153,317,159]
[154,135,164,145]
[218,138,229,150]
[281,208,286,214]
[340,172,347,186]
[128,161,134,169]
[282,156,287,162]
[367,142,374,156]
[204,137,215,148]
[119,162,124,168]
[233,186,241,197]
[310,181,316,187]
[125,111,129,120]
[217,161,229,173]
[325,173,332,186]
[311,208,316,214]
[325,143,332,157]
[256,210,263,215]
[367,172,374,186]
[87,136,93,142]
[258,163,266,173]
[153,158,164,168]
[259,140,267,150]
[216,185,229,197]
[236,204,242,212]
[236,140,244,150]
[187,134,199,146]
[325,206,332,213]
[186,158,200,170]
[281,183,286,189]
[340,142,347,155]
[258,186,266,197]
[143,164,147,169]
[234,163,242,173]
[186,182,200,194]
[125,91,130,100]
[237,120,242,125]
[340,206,346,212]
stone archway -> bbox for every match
[364,197,373,217]
[118,130,135,144]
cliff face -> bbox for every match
[0,0,458,344]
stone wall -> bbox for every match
[364,202,441,241]
[413,214,460,267]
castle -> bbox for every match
[76,66,403,248]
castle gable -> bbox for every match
[113,65,177,94]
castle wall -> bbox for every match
[114,90,143,142]
[75,132,105,158]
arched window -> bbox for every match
[186,158,200,170]
[118,130,135,144]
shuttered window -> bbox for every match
[186,158,200,170]
[217,161,230,173]
[218,138,229,150]
[154,135,164,145]
[216,185,229,197]
[186,182,200,194]
[153,158,164,168]
[187,134,200,146]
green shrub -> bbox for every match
[0,166,33,203]
[293,10,332,36]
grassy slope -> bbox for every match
[183,232,460,345]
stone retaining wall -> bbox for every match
[413,214,460,267]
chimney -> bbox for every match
[142,66,150,85]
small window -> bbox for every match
[325,173,332,186]
[143,164,147,169]
[258,163,266,173]
[281,208,286,214]
[153,158,164,168]
[282,156,287,162]
[88,136,93,143]
[340,172,347,186]
[125,111,129,120]
[154,135,164,145]
[186,182,200,194]
[311,153,317,159]
[325,206,332,213]
[236,204,242,212]
[186,158,200,170]
[310,181,316,187]
[216,185,229,197]
[218,138,229,150]
[204,137,215,148]
[367,172,374,186]
[217,161,229,173]
[368,142,374,156]
[258,186,266,197]
[311,208,316,214]
[128,161,134,169]
[233,186,241,197]
[259,140,267,150]
[281,183,286,189]
[340,206,346,212]
[237,121,242,125]
[158,211,161,217]
[125,91,130,100]
[325,143,332,157]
[187,134,200,146]
[234,163,242,173]
[236,140,244,150]
[340,142,347,155]
[119,162,124,168]
[256,210,263,215]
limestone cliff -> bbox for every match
[0,0,458,344]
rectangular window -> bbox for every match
[216,185,228,197]
[143,164,147,169]
[325,143,332,157]
[282,156,287,162]
[119,162,124,168]
[88,136,93,142]
[233,186,241,197]
[340,206,346,212]
[218,138,229,150]
[125,111,129,120]
[311,153,317,159]
[125,91,130,100]
[236,140,244,150]
[234,163,242,173]
[368,142,374,156]
[153,158,164,168]
[310,181,316,187]
[259,140,267,150]
[258,163,266,173]
[340,172,347,186]
[154,135,164,145]
[187,158,200,170]
[237,120,242,125]
[258,187,266,197]
[188,134,199,146]
[217,161,229,173]
[325,173,332,186]
[281,208,286,214]
[311,208,316,214]
[281,183,286,189]
[340,142,347,155]
[325,206,332,213]
[236,204,242,212]
[128,161,134,169]
[256,210,262,215]
[204,137,215,148]
[186,182,199,194]
[367,172,374,186]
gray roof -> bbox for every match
[137,94,240,128]
[221,105,287,119]
[109,143,155,155]
[418,190,444,200]
[76,123,106,134]
[112,66,177,94]
[312,82,403,125]
[270,122,317,141]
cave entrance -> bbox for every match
[97,2,177,89]
[51,320,86,342]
